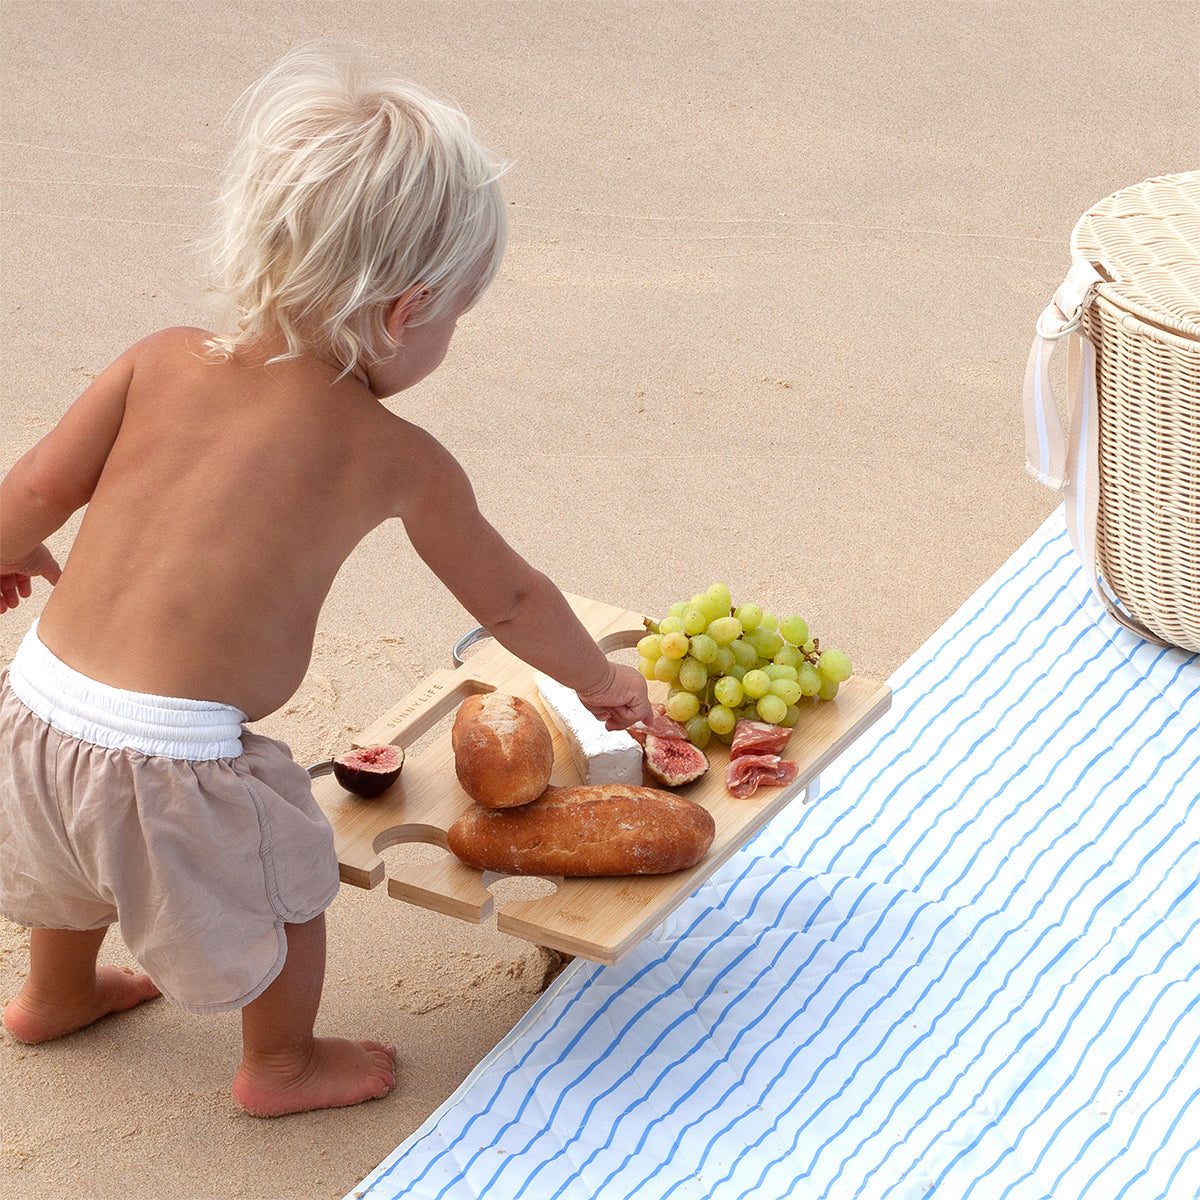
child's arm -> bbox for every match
[0,344,135,612]
[395,436,651,730]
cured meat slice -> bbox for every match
[631,704,690,745]
[725,753,800,799]
[730,719,792,761]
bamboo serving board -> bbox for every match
[310,593,890,964]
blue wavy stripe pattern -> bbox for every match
[351,512,1200,1200]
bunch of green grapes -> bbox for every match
[636,582,852,749]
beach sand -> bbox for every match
[1,2,1196,1197]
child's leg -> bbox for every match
[232,913,396,1117]
[2,926,160,1044]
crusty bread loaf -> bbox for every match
[446,784,716,876]
[452,692,554,809]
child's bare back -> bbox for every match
[36,325,455,720]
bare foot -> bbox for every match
[3,966,161,1044]
[232,1037,397,1117]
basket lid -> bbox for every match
[1070,171,1200,342]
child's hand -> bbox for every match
[576,662,653,731]
[0,545,62,613]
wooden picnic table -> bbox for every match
[310,593,891,964]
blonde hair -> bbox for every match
[201,48,508,374]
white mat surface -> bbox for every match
[349,511,1200,1200]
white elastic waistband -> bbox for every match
[7,623,247,760]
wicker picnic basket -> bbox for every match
[1030,173,1200,652]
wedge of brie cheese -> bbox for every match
[534,673,644,786]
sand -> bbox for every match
[1,2,1196,1197]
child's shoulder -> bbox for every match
[100,326,212,376]
[128,325,213,359]
[361,405,475,519]
[57,328,213,415]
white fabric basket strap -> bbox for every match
[1022,261,1166,643]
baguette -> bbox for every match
[447,783,716,877]
[452,692,554,808]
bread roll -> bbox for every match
[452,692,554,808]
[447,784,716,876]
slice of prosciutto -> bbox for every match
[630,704,690,745]
[725,753,800,799]
[730,719,792,760]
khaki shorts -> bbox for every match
[0,624,340,1014]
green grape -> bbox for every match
[797,662,821,696]
[707,704,737,736]
[666,690,700,722]
[685,715,712,749]
[706,582,732,613]
[729,638,759,669]
[818,649,853,683]
[660,631,690,659]
[780,614,809,645]
[678,656,708,693]
[637,633,662,660]
[745,628,784,659]
[708,616,744,646]
[742,668,771,699]
[713,646,735,675]
[654,655,682,683]
[714,675,744,707]
[651,590,842,712]
[734,603,763,632]
[772,644,802,669]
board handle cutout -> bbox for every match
[596,627,645,654]
[356,668,493,749]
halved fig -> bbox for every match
[643,733,709,787]
[333,744,404,798]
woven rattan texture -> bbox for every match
[1073,172,1200,340]
[1074,172,1200,652]
[1086,298,1200,650]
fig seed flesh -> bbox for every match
[333,744,404,798]
[643,733,709,787]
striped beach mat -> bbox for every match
[349,511,1200,1200]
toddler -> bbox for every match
[0,49,650,1117]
